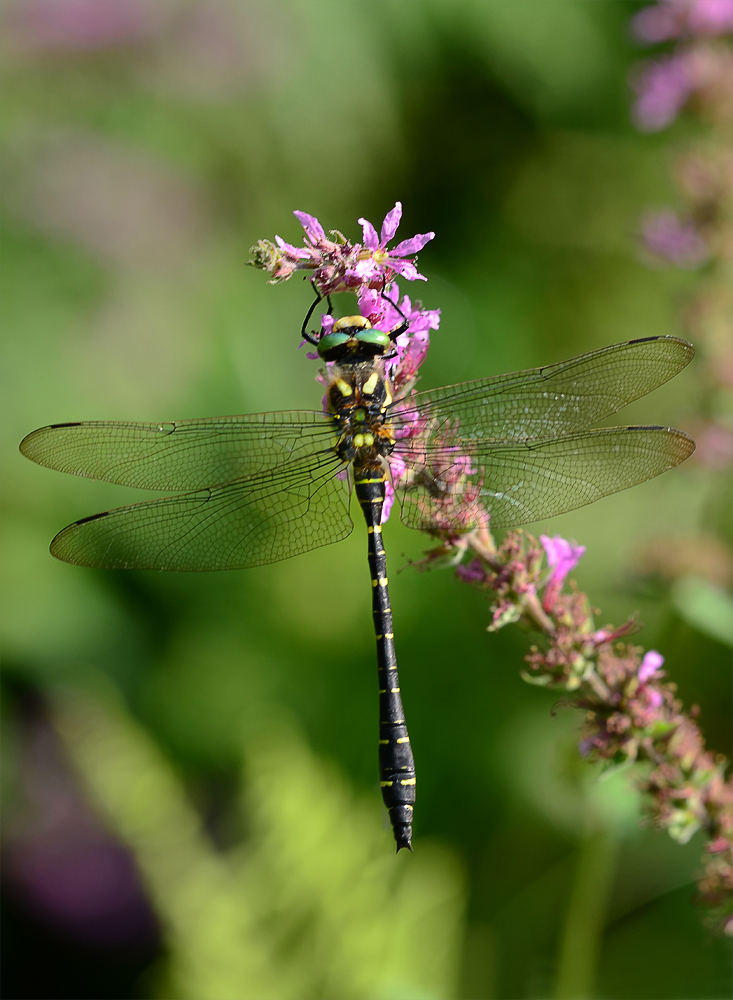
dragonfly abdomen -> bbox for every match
[354,464,416,853]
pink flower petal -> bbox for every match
[351,258,381,280]
[380,202,402,245]
[390,232,435,257]
[381,479,395,523]
[540,534,586,585]
[274,236,312,258]
[357,287,380,316]
[388,453,407,483]
[358,217,379,250]
[293,210,325,241]
[638,649,665,683]
[389,260,426,281]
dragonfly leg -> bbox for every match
[380,281,410,343]
[301,289,334,345]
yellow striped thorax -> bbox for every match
[327,360,396,466]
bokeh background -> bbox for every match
[1,2,731,998]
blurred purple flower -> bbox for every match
[648,687,664,707]
[6,0,166,50]
[642,210,709,265]
[633,0,733,43]
[689,0,733,34]
[4,712,158,949]
[695,421,733,468]
[631,54,696,130]
[633,1,688,42]
[18,133,205,272]
[639,649,665,682]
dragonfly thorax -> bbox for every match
[327,363,395,465]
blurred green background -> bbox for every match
[1,2,731,998]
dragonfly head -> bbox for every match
[317,315,391,362]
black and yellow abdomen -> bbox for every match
[354,465,416,852]
[328,358,415,852]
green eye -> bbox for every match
[356,330,391,350]
[317,332,351,358]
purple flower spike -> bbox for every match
[639,649,665,683]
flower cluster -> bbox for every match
[251,204,441,523]
[249,202,434,295]
[250,202,439,391]
[448,526,733,934]
[630,0,733,132]
[631,1,733,470]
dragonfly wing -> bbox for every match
[50,453,353,570]
[392,337,693,441]
[20,411,338,491]
[395,426,695,531]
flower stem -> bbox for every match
[553,825,620,1000]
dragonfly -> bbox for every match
[20,327,695,851]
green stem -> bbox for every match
[553,826,619,1000]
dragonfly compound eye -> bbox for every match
[317,331,351,359]
[355,329,391,355]
[318,316,390,361]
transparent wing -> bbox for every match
[395,426,695,531]
[390,337,694,442]
[20,411,337,491]
[50,452,353,570]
